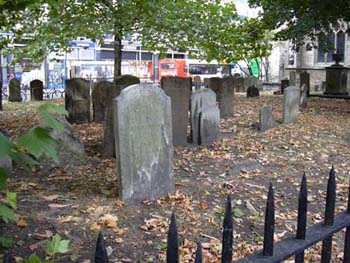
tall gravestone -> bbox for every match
[209,77,234,118]
[190,88,217,144]
[102,75,140,158]
[65,78,90,124]
[199,106,220,145]
[300,71,310,97]
[92,81,113,122]
[113,84,174,201]
[259,106,276,132]
[30,79,44,101]
[283,86,300,124]
[281,78,289,94]
[161,76,191,146]
[194,76,201,90]
[8,78,22,102]
[300,84,308,109]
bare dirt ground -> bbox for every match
[1,93,350,262]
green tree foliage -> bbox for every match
[0,0,271,80]
[249,0,350,49]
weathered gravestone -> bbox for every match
[247,85,260,97]
[161,76,191,146]
[289,71,296,86]
[300,71,310,97]
[65,78,91,124]
[208,77,234,118]
[233,77,244,92]
[283,86,300,124]
[259,105,276,132]
[102,75,140,158]
[190,88,217,144]
[113,84,174,201]
[281,78,289,94]
[199,106,220,145]
[300,84,308,109]
[30,79,44,101]
[92,81,113,122]
[0,156,12,176]
[8,78,22,102]
[194,76,201,90]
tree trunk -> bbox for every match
[113,35,122,82]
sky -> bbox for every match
[231,0,260,18]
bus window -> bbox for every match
[161,63,176,70]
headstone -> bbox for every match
[65,78,91,124]
[208,77,234,118]
[259,106,276,131]
[102,75,140,158]
[113,84,174,201]
[233,77,244,92]
[194,76,201,90]
[247,85,260,97]
[92,81,114,122]
[0,156,12,176]
[8,78,22,102]
[190,88,217,144]
[324,61,349,95]
[300,84,308,109]
[281,78,289,94]
[300,71,310,97]
[198,106,220,145]
[30,79,44,101]
[283,86,300,124]
[161,77,191,146]
[289,71,296,86]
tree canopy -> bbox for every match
[249,0,350,50]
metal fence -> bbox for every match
[94,167,350,263]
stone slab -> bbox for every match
[30,79,44,101]
[283,86,300,124]
[92,81,114,122]
[199,105,220,145]
[259,105,276,132]
[113,84,174,201]
[8,78,22,102]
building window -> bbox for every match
[317,30,346,63]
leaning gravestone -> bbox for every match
[113,84,174,201]
[199,106,220,145]
[247,85,260,97]
[102,75,140,158]
[283,86,300,124]
[65,78,90,124]
[30,79,44,101]
[161,76,191,146]
[194,76,201,90]
[8,78,22,102]
[92,81,114,122]
[300,84,308,109]
[259,105,276,131]
[190,88,217,144]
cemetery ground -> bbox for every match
[1,94,350,263]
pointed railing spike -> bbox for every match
[194,242,203,263]
[321,167,336,263]
[167,213,179,263]
[95,232,109,263]
[263,183,275,257]
[222,195,233,263]
[295,173,308,263]
[343,179,350,263]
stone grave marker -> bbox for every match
[199,105,220,145]
[289,71,296,86]
[190,88,217,144]
[281,78,289,94]
[233,77,244,92]
[102,75,140,158]
[247,85,260,97]
[161,76,191,146]
[194,76,201,90]
[92,81,113,122]
[65,78,91,124]
[30,79,44,101]
[300,71,310,97]
[8,78,22,102]
[259,105,276,131]
[113,84,174,201]
[209,77,234,118]
[283,86,300,124]
[300,84,308,109]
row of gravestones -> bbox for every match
[281,71,310,95]
[7,78,44,102]
[259,85,308,132]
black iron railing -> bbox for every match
[95,167,350,263]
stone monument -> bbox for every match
[324,53,349,95]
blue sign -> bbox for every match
[70,40,95,49]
